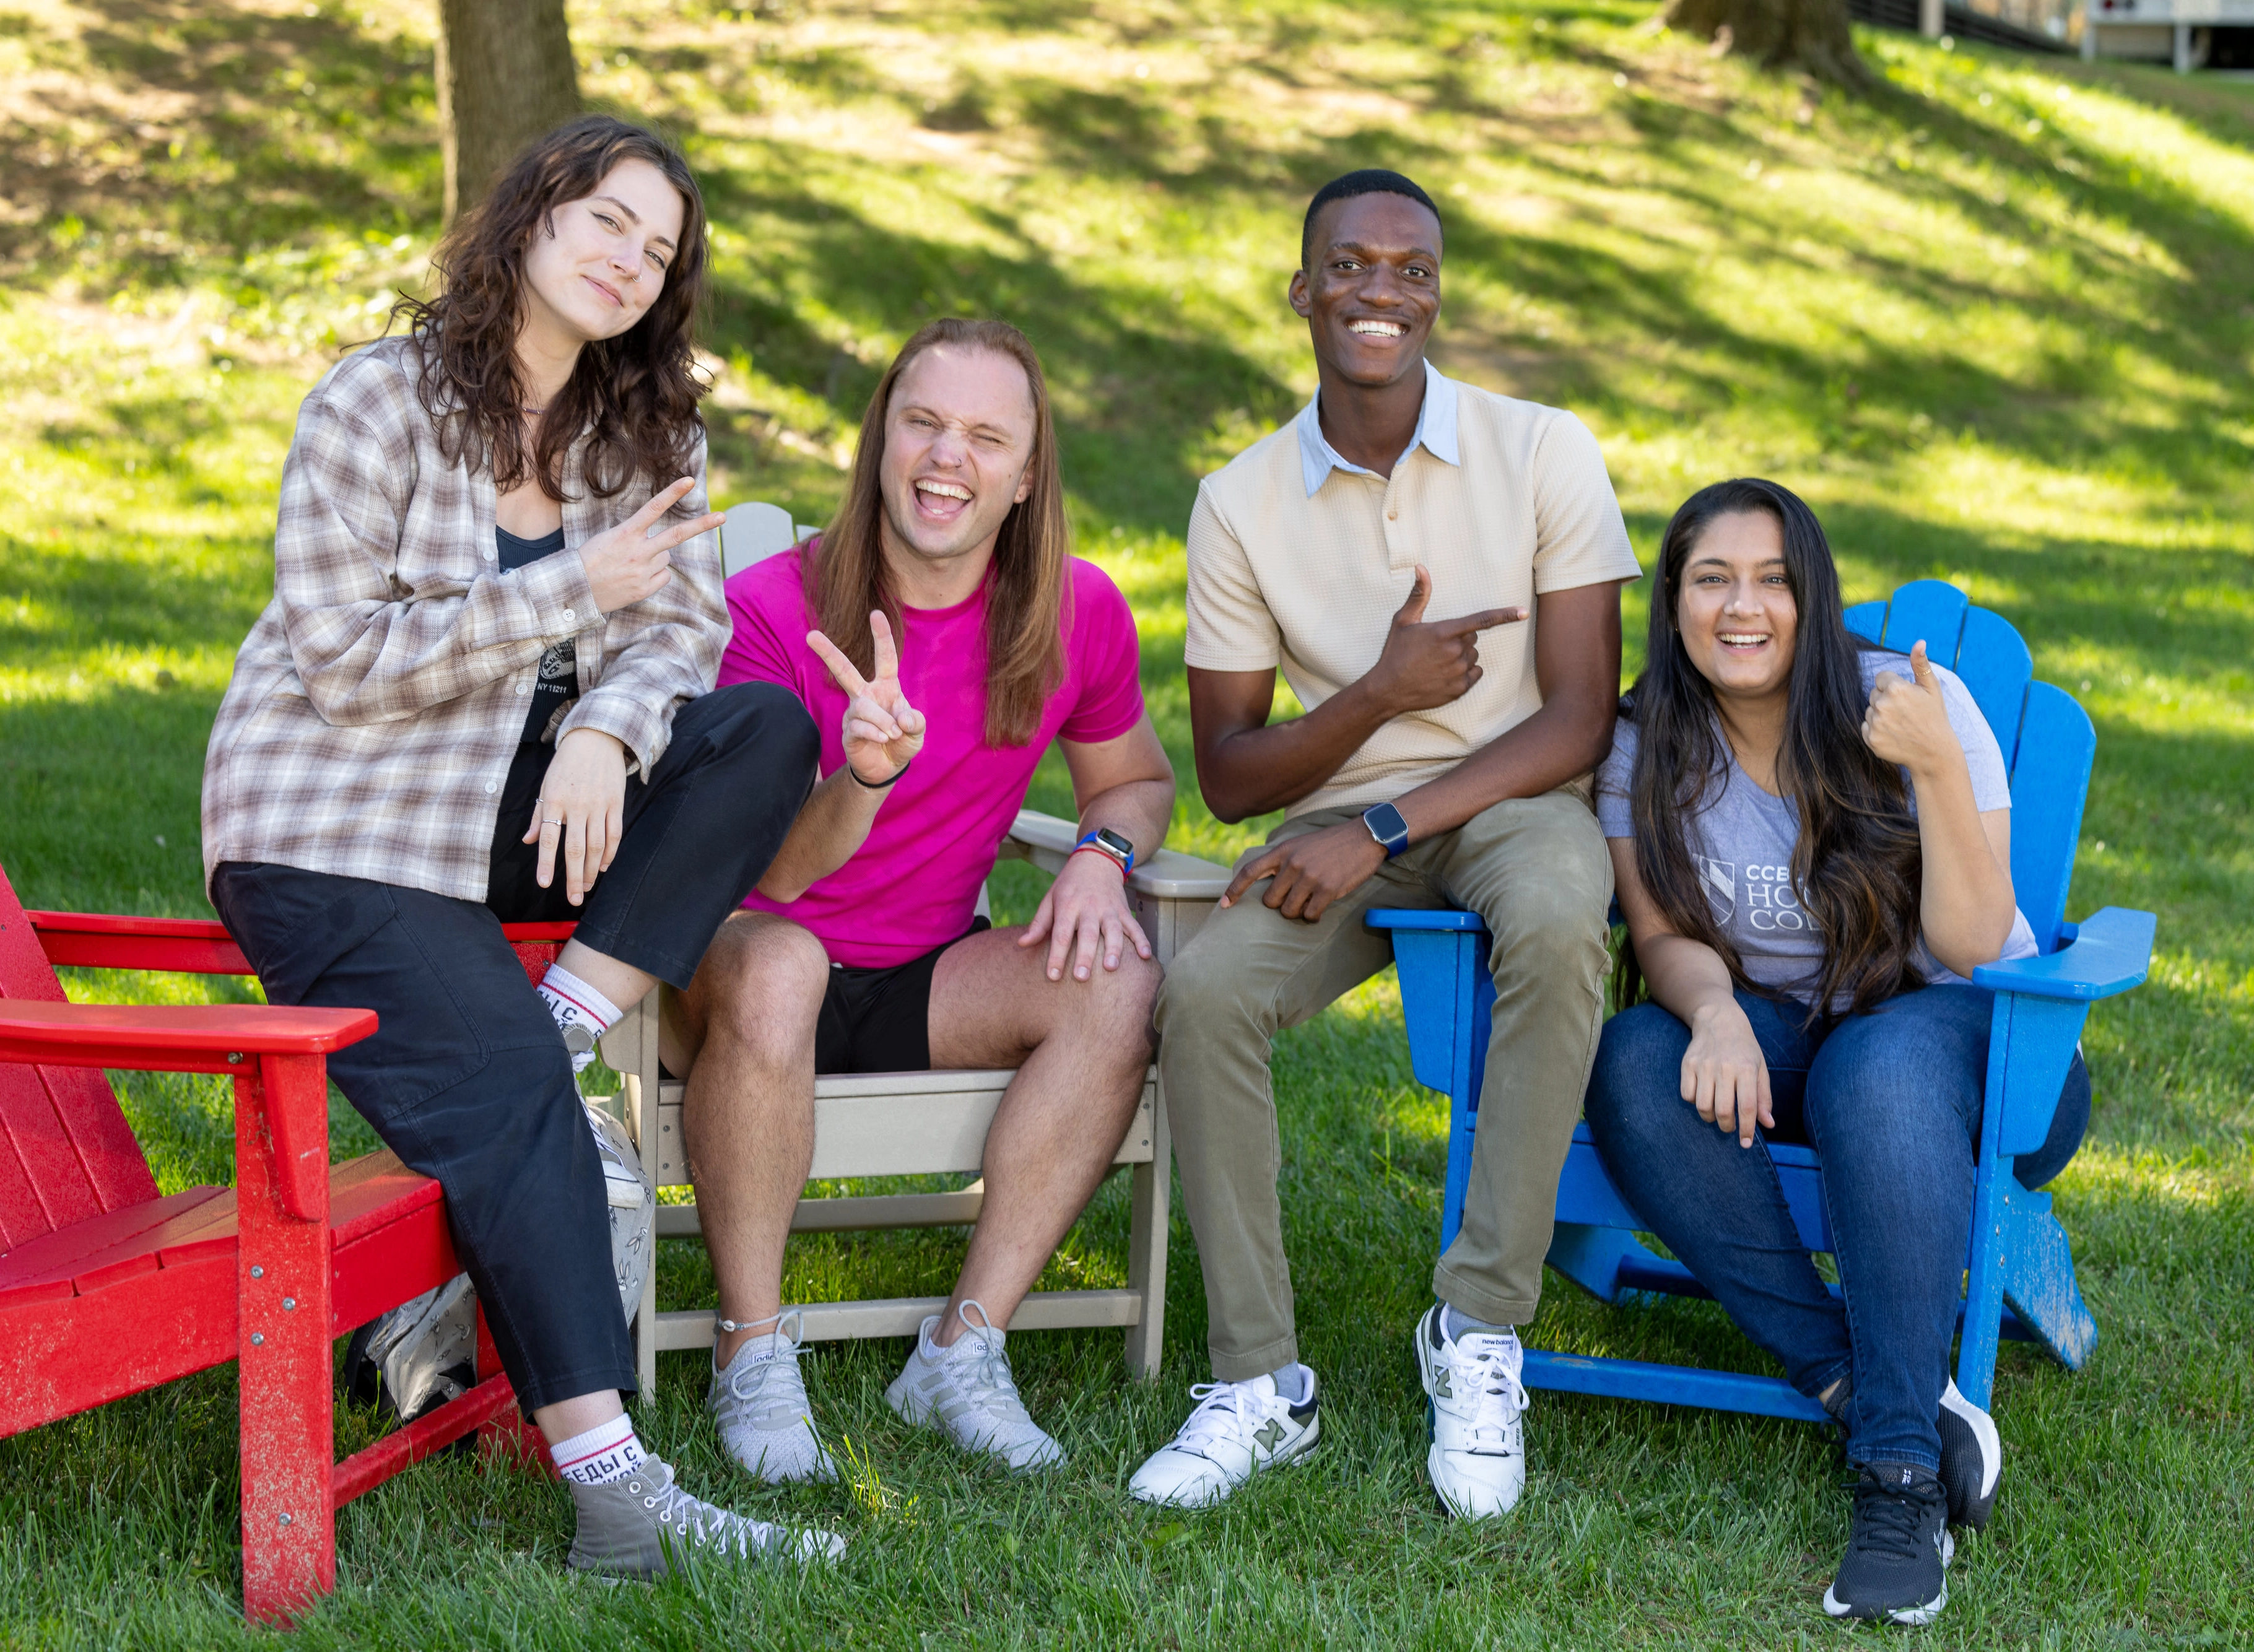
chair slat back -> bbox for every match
[1876,578,1970,661]
[1947,607,2034,774]
[720,502,812,580]
[1846,583,2084,955]
[2004,682,2094,954]
[0,867,160,1251]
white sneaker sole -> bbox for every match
[1129,1414,1323,1510]
[1424,1439,1525,1521]
[1822,1531,1956,1625]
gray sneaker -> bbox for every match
[709,1310,837,1484]
[565,1456,843,1579]
[884,1300,1063,1472]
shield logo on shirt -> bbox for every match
[1695,854,1736,922]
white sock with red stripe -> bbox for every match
[549,1413,647,1485]
[538,964,621,1075]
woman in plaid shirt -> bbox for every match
[202,117,836,1575]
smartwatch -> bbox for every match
[1074,827,1136,877]
[1361,801,1411,859]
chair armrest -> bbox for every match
[0,1001,377,1070]
[0,1002,373,1223]
[1002,809,1234,901]
[29,910,251,973]
[1970,907,2155,1002]
[28,909,577,976]
[1365,910,1487,933]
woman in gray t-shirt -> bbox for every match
[1580,479,2089,1628]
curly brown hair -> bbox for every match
[389,115,710,502]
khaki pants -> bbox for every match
[1155,788,1613,1382]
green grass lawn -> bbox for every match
[2,0,2251,1643]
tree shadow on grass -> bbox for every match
[0,689,220,916]
[695,167,1308,532]
[4,0,437,278]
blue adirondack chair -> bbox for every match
[1367,579,2156,1418]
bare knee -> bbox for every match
[1073,950,1162,1067]
[684,915,829,1056]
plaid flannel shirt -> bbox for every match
[202,336,729,903]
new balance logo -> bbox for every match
[1432,1370,1451,1399]
[1253,1419,1286,1452]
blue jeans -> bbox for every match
[1582,984,2089,1471]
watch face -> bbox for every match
[1095,827,1134,856]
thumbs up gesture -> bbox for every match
[807,610,926,786]
[1860,640,1956,778]
[1364,565,1528,716]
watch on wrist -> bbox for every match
[1361,801,1411,859]
[1074,827,1136,877]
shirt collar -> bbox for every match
[1297,359,1461,497]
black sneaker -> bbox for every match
[1814,1376,2003,1535]
[1822,1463,1954,1625]
[1935,1380,2001,1531]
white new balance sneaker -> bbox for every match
[709,1310,837,1485]
[885,1300,1063,1472]
[1414,1304,1528,1519]
[1128,1369,1321,1509]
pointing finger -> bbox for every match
[1435,606,1530,638]
[807,630,872,698]
[633,477,697,528]
[648,511,724,552]
[869,610,900,684]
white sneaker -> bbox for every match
[884,1301,1063,1472]
[1128,1369,1321,1509]
[708,1310,837,1484]
[1415,1303,1528,1519]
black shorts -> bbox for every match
[815,918,989,1076]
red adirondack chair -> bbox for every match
[0,861,567,1624]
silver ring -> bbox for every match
[542,815,564,827]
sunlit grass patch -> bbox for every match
[0,0,2250,1644]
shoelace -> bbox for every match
[1848,1477,1941,1562]
[1174,1380,1281,1455]
[1446,1334,1529,1448]
[637,1472,777,1557]
[950,1301,1027,1421]
[721,1310,809,1428]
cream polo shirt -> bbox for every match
[1185,364,1642,819]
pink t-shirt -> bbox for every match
[718,546,1147,968]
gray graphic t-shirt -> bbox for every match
[1595,650,2038,1006]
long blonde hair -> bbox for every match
[809,318,1069,748]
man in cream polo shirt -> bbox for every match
[1130,170,1642,1520]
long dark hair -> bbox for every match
[811,317,1069,749]
[389,115,709,502]
[1619,479,1925,1018]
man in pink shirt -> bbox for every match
[672,318,1175,1480]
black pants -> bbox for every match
[211,683,817,1411]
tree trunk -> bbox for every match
[1665,0,1871,86]
[436,0,582,222]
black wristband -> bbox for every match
[848,757,910,790]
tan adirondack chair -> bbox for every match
[597,501,1231,1391]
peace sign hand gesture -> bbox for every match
[806,610,926,786]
